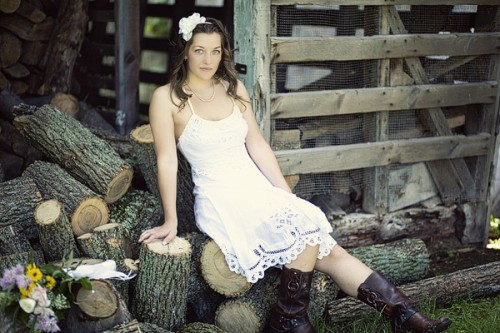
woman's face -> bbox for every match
[186,32,222,82]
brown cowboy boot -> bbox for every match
[266,267,316,333]
[357,271,452,333]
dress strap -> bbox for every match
[218,79,236,107]
[186,98,196,115]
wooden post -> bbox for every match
[114,0,140,135]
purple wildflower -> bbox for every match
[35,314,60,333]
[0,267,17,289]
[15,274,32,290]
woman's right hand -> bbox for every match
[139,220,178,245]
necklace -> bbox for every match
[186,79,216,102]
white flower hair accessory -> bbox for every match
[179,12,208,42]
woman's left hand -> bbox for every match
[139,223,178,245]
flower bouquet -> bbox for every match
[0,253,92,333]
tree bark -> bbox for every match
[133,237,191,331]
[38,0,88,94]
[326,261,500,324]
[0,224,32,256]
[178,322,226,333]
[102,319,175,333]
[14,104,133,203]
[0,176,41,231]
[34,198,79,261]
[0,118,42,170]
[23,160,109,236]
[0,250,45,273]
[0,31,21,69]
[200,239,252,297]
[130,124,197,234]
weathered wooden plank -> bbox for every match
[271,33,500,63]
[276,133,490,175]
[271,81,497,119]
[272,0,500,6]
[234,0,255,95]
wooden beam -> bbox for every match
[271,81,497,118]
[115,0,140,134]
[234,0,255,94]
[271,33,500,63]
[276,133,491,175]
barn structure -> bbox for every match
[0,0,500,332]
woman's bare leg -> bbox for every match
[285,244,319,271]
[314,245,372,296]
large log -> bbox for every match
[178,322,226,333]
[0,0,20,14]
[34,198,80,261]
[0,31,22,69]
[0,118,42,170]
[0,176,41,233]
[133,237,191,331]
[62,279,133,333]
[38,0,88,94]
[23,160,109,236]
[326,261,500,324]
[0,250,45,273]
[0,14,54,41]
[130,124,197,234]
[103,319,175,333]
[0,224,32,256]
[200,239,252,297]
[108,189,163,259]
[13,104,133,203]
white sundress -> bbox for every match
[177,98,337,283]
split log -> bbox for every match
[108,189,163,258]
[34,198,79,262]
[0,250,45,273]
[19,41,47,67]
[50,92,79,117]
[13,104,133,203]
[63,279,133,333]
[23,160,109,236]
[0,224,32,255]
[200,239,252,297]
[178,322,226,333]
[133,237,192,331]
[0,14,54,41]
[327,261,500,324]
[103,319,175,333]
[16,1,47,24]
[38,0,88,94]
[0,176,41,233]
[184,232,225,324]
[130,124,197,234]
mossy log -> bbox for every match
[133,237,192,331]
[178,322,226,333]
[34,199,80,261]
[0,224,32,256]
[129,124,197,234]
[0,250,45,273]
[0,176,41,237]
[23,160,109,236]
[13,104,133,203]
[63,279,133,333]
[109,189,163,258]
[184,232,225,324]
[200,239,252,297]
[327,261,500,323]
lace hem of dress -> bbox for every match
[224,233,337,283]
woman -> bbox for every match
[139,13,452,333]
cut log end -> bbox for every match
[130,124,153,144]
[34,199,62,225]
[215,300,261,333]
[201,240,252,297]
[71,196,109,236]
[76,280,119,319]
[145,237,192,257]
[105,166,133,204]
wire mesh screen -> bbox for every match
[272,4,490,205]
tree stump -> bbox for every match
[327,261,500,323]
[62,279,133,333]
[34,198,80,262]
[129,124,197,234]
[184,232,225,324]
[178,322,226,333]
[108,189,163,258]
[23,160,109,236]
[133,237,192,331]
[13,104,133,203]
[0,176,41,237]
[200,239,252,297]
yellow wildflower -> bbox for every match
[19,283,35,299]
[26,264,42,282]
[45,275,56,289]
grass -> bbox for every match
[314,294,500,333]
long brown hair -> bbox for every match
[169,17,246,110]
